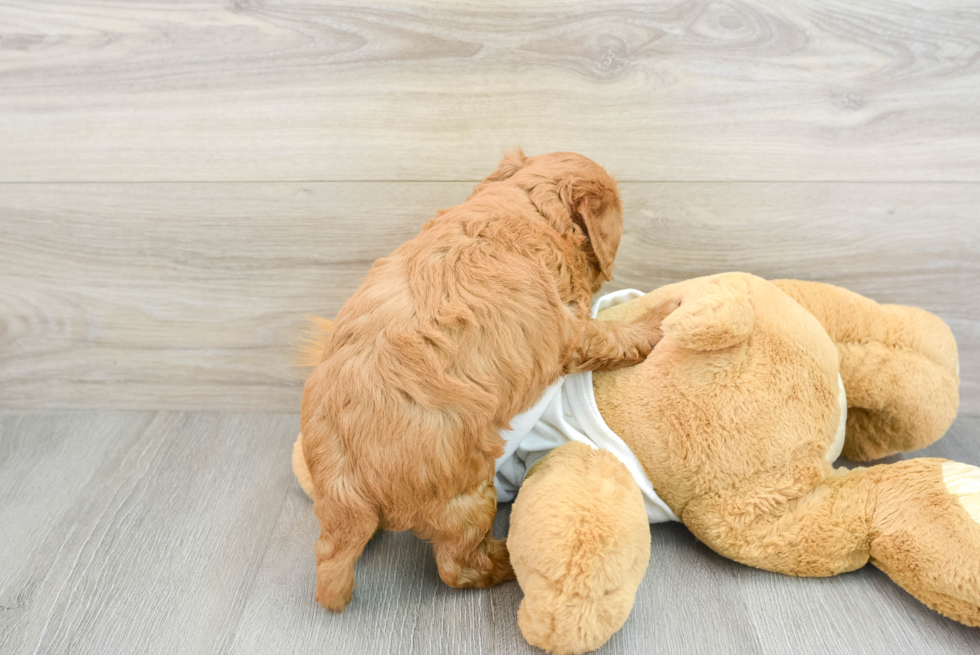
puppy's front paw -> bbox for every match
[634,297,682,350]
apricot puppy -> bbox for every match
[301,151,675,611]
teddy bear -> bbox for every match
[293,272,977,654]
[506,272,976,654]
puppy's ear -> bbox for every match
[559,175,623,282]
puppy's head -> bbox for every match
[479,150,623,289]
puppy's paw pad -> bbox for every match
[943,462,980,524]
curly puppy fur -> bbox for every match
[301,151,676,612]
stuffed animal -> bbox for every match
[507,272,976,654]
[293,272,977,654]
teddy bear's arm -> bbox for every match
[508,442,651,655]
[682,456,980,627]
[773,279,959,460]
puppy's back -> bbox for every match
[301,191,574,506]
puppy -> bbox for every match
[302,151,677,612]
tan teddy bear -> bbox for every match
[293,272,976,654]
[508,272,975,653]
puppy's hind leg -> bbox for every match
[417,479,515,588]
[314,487,378,612]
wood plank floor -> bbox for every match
[2,410,979,654]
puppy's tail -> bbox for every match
[296,316,335,367]
[293,432,315,499]
[293,316,334,499]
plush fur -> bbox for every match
[299,151,679,612]
[773,280,960,461]
[508,442,650,655]
[506,273,974,653]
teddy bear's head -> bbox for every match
[591,273,846,516]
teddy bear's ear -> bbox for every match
[662,291,754,351]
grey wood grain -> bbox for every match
[2,182,977,414]
[2,411,979,654]
[0,411,156,655]
[227,484,535,655]
[0,411,298,655]
[1,1,979,182]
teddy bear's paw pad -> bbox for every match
[942,462,980,524]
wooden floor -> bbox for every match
[0,410,978,655]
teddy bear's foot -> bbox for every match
[683,456,980,628]
[508,443,651,654]
[942,462,980,524]
[871,460,980,627]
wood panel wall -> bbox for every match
[1,1,978,413]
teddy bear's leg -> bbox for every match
[683,457,980,627]
[508,442,651,655]
[773,280,959,460]
[869,459,980,626]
